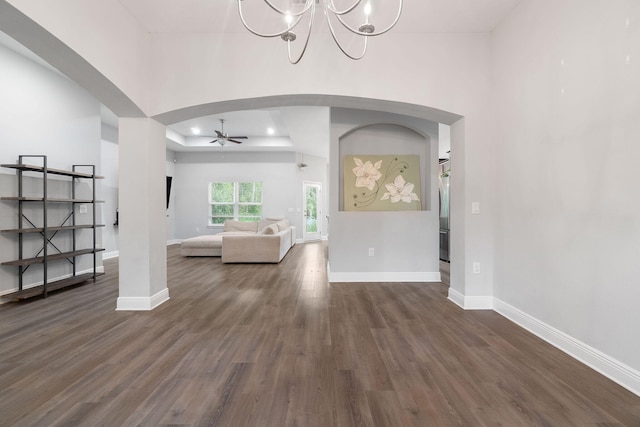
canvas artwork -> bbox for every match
[343,155,422,211]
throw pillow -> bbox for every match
[258,218,278,231]
[275,219,290,231]
[261,224,278,235]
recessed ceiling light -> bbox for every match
[191,127,201,135]
[267,127,275,135]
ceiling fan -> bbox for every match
[208,119,248,146]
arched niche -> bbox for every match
[338,123,431,212]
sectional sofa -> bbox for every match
[180,218,296,263]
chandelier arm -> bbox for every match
[287,1,316,64]
[331,0,403,37]
[237,0,304,38]
[262,0,314,18]
[237,0,401,62]
[326,0,364,16]
[325,8,368,60]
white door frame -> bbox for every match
[303,181,322,241]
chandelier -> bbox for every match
[237,0,403,64]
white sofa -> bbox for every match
[180,218,296,263]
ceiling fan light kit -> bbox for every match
[237,0,403,64]
[208,119,248,147]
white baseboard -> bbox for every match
[447,288,493,310]
[494,298,640,397]
[103,251,119,260]
[327,262,440,283]
[328,269,441,283]
[447,287,465,308]
[116,287,170,311]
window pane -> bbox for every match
[238,182,262,203]
[210,216,233,225]
[211,204,234,216]
[210,182,234,203]
[238,216,261,222]
[239,204,262,216]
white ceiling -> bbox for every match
[167,107,331,159]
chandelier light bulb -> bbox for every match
[364,2,372,24]
[364,2,372,16]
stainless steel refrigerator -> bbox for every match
[439,160,450,262]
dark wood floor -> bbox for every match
[1,242,639,426]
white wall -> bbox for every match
[492,0,640,379]
[147,32,491,120]
[101,125,119,257]
[173,151,327,241]
[0,41,103,296]
[4,0,151,115]
[329,108,440,281]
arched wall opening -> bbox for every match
[331,121,436,281]
[156,96,465,294]
[156,97,466,295]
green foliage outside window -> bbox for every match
[209,182,263,225]
[210,182,234,203]
[238,182,262,203]
[305,186,318,233]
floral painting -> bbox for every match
[344,155,422,211]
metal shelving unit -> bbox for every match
[1,155,105,300]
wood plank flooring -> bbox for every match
[0,242,638,426]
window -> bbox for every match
[209,182,263,225]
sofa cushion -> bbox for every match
[181,234,223,248]
[275,219,290,231]
[261,224,278,235]
[224,220,258,232]
[180,234,223,256]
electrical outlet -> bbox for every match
[473,262,480,274]
[79,205,87,214]
[368,248,375,257]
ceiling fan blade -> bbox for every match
[214,130,224,137]
[227,139,244,144]
[208,139,219,144]
[227,136,248,139]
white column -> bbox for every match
[448,118,467,306]
[116,118,169,310]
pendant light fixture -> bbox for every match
[237,0,403,64]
